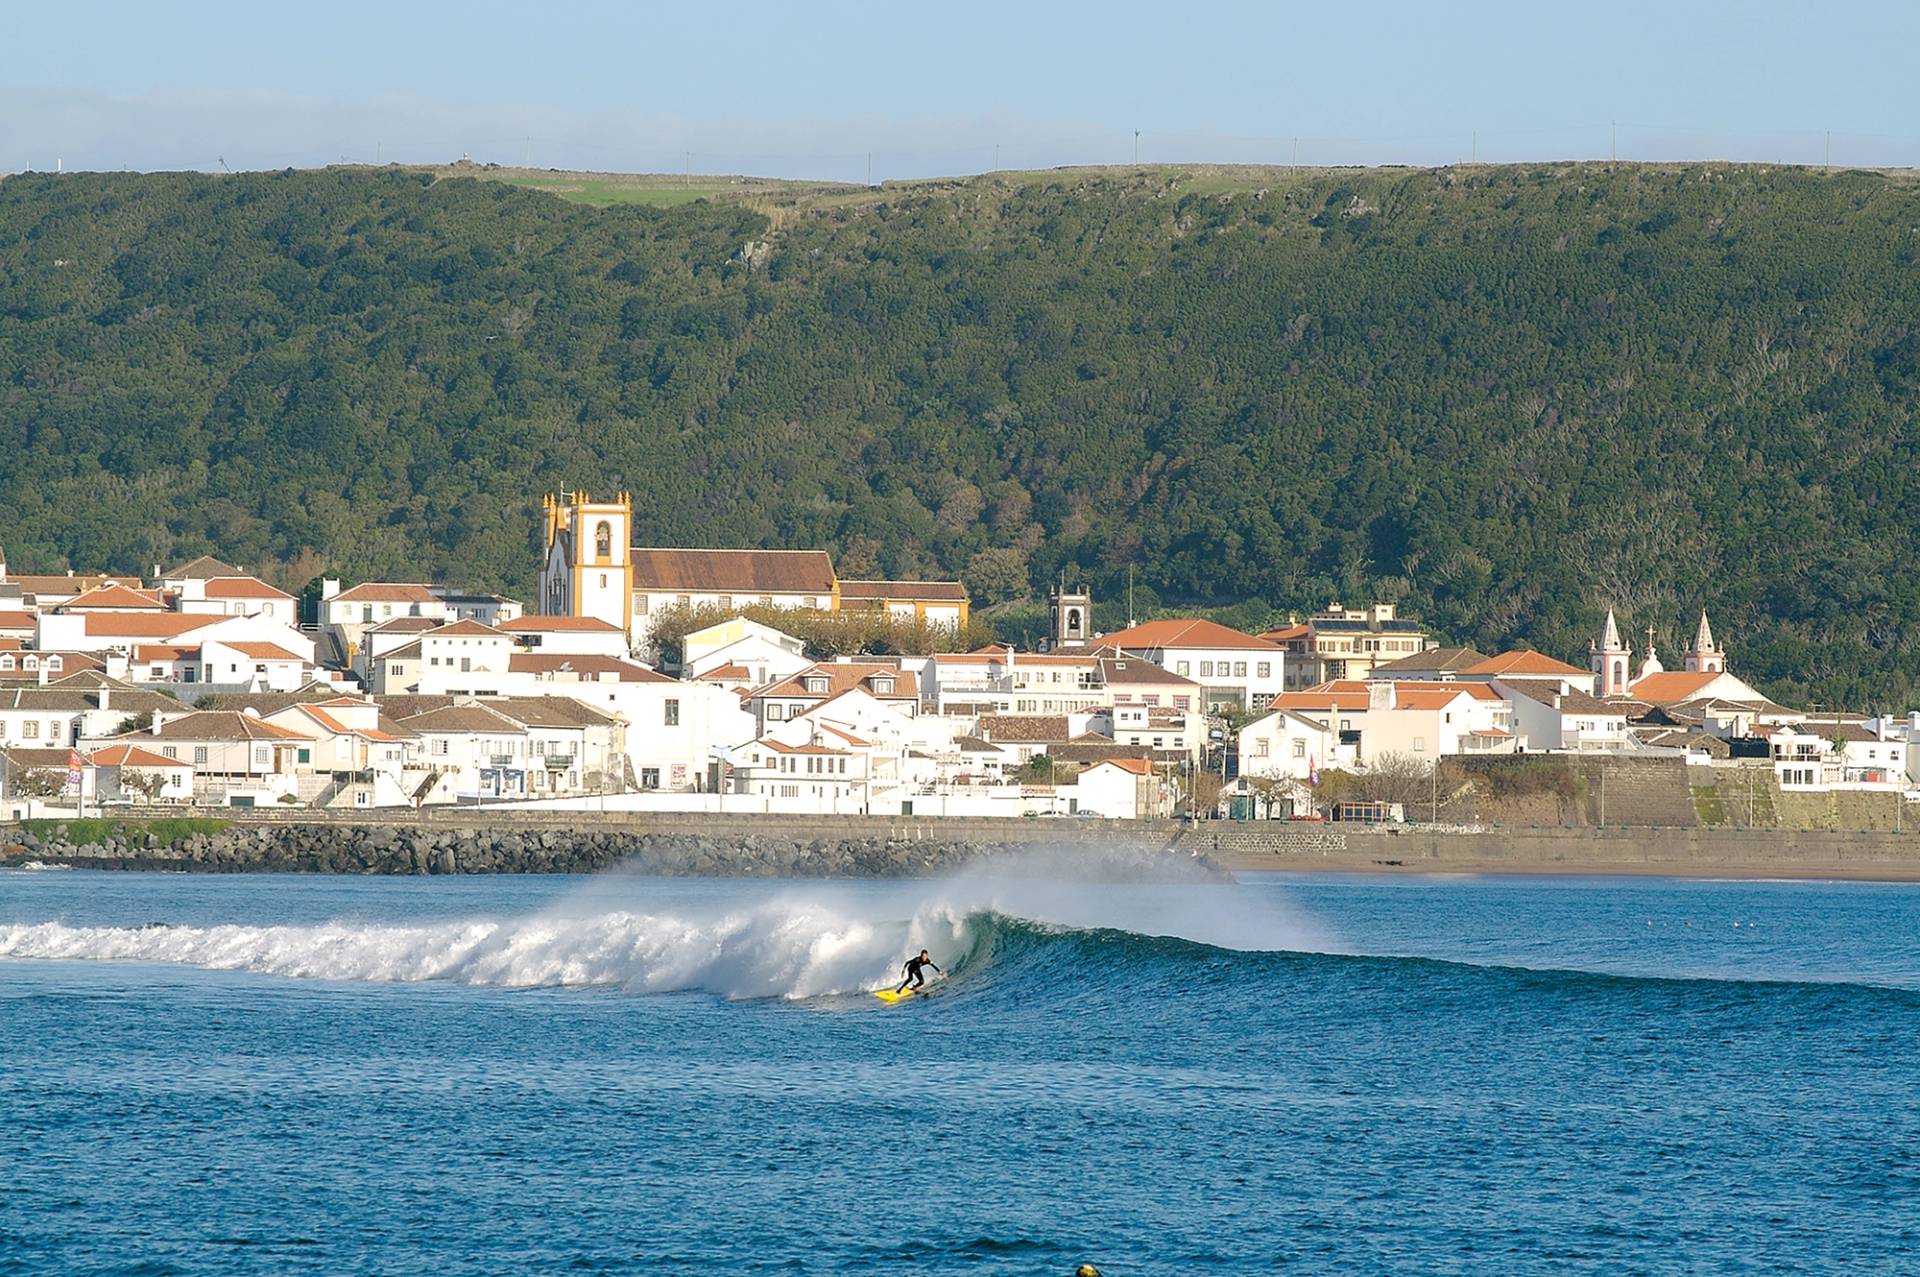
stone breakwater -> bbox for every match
[0,822,1221,880]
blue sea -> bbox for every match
[4,858,1919,1276]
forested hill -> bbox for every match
[3,162,1919,707]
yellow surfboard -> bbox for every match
[872,986,925,1004]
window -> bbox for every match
[1176,662,1190,676]
[1199,661,1214,677]
[254,747,269,767]
[161,747,178,760]
[873,677,895,695]
[718,595,732,609]
[599,573,607,588]
[767,704,785,722]
[664,699,680,727]
[595,521,613,558]
[1412,737,1425,752]
[297,749,311,764]
[363,605,374,624]
[642,768,660,790]
[21,721,38,739]
[1257,662,1271,679]
[1253,739,1270,758]
[1293,740,1307,758]
[433,739,449,756]
[390,664,403,676]
[1234,662,1248,678]
[676,595,691,609]
[460,657,472,673]
[635,594,649,615]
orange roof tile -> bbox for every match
[83,613,218,639]
[202,576,293,600]
[1465,650,1590,678]
[1092,757,1156,776]
[1098,618,1282,652]
[1629,671,1724,705]
[331,582,441,604]
[631,548,836,595]
[62,583,168,610]
[224,642,306,662]
[498,615,625,632]
[88,744,191,769]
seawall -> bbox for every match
[3,812,1918,880]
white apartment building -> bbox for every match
[1095,619,1287,710]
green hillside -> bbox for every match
[3,162,1918,708]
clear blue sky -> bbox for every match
[4,0,1916,180]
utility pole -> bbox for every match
[1134,130,1140,164]
[994,142,1000,171]
[683,151,690,189]
[1611,121,1617,166]
[1292,136,1299,167]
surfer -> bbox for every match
[895,949,941,994]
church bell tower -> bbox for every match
[1590,608,1632,698]
[539,491,634,637]
[1048,580,1093,649]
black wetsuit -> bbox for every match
[897,955,940,992]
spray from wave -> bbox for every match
[0,848,1333,999]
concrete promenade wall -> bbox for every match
[1188,822,1920,878]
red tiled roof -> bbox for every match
[0,611,36,632]
[838,580,968,603]
[331,582,440,604]
[83,613,218,639]
[698,663,751,680]
[202,576,293,600]
[1466,650,1590,678]
[62,583,168,610]
[757,663,919,701]
[507,653,674,683]
[1259,623,1311,643]
[1630,671,1724,705]
[427,620,506,637]
[1091,757,1155,776]
[498,615,625,633]
[88,744,190,769]
[225,642,306,662]
[133,644,200,662]
[631,548,836,595]
[1098,618,1282,652]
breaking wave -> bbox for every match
[0,854,1331,1000]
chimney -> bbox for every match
[150,717,162,735]
[98,686,110,712]
[1368,682,1397,711]
[321,578,341,601]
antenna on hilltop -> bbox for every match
[218,156,229,173]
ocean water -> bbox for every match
[3,860,1919,1276]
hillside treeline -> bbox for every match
[2,163,1918,708]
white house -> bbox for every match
[682,616,812,687]
[1094,618,1287,710]
[104,710,319,807]
[1494,682,1630,752]
[497,615,631,659]
[87,743,195,805]
[172,576,298,625]
[1070,757,1165,820]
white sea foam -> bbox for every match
[0,850,1332,998]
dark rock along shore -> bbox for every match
[1,823,1221,879]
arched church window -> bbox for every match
[595,521,613,559]
[1066,608,1082,635]
[1613,660,1624,686]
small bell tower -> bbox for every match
[1049,579,1093,649]
[1590,608,1632,698]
